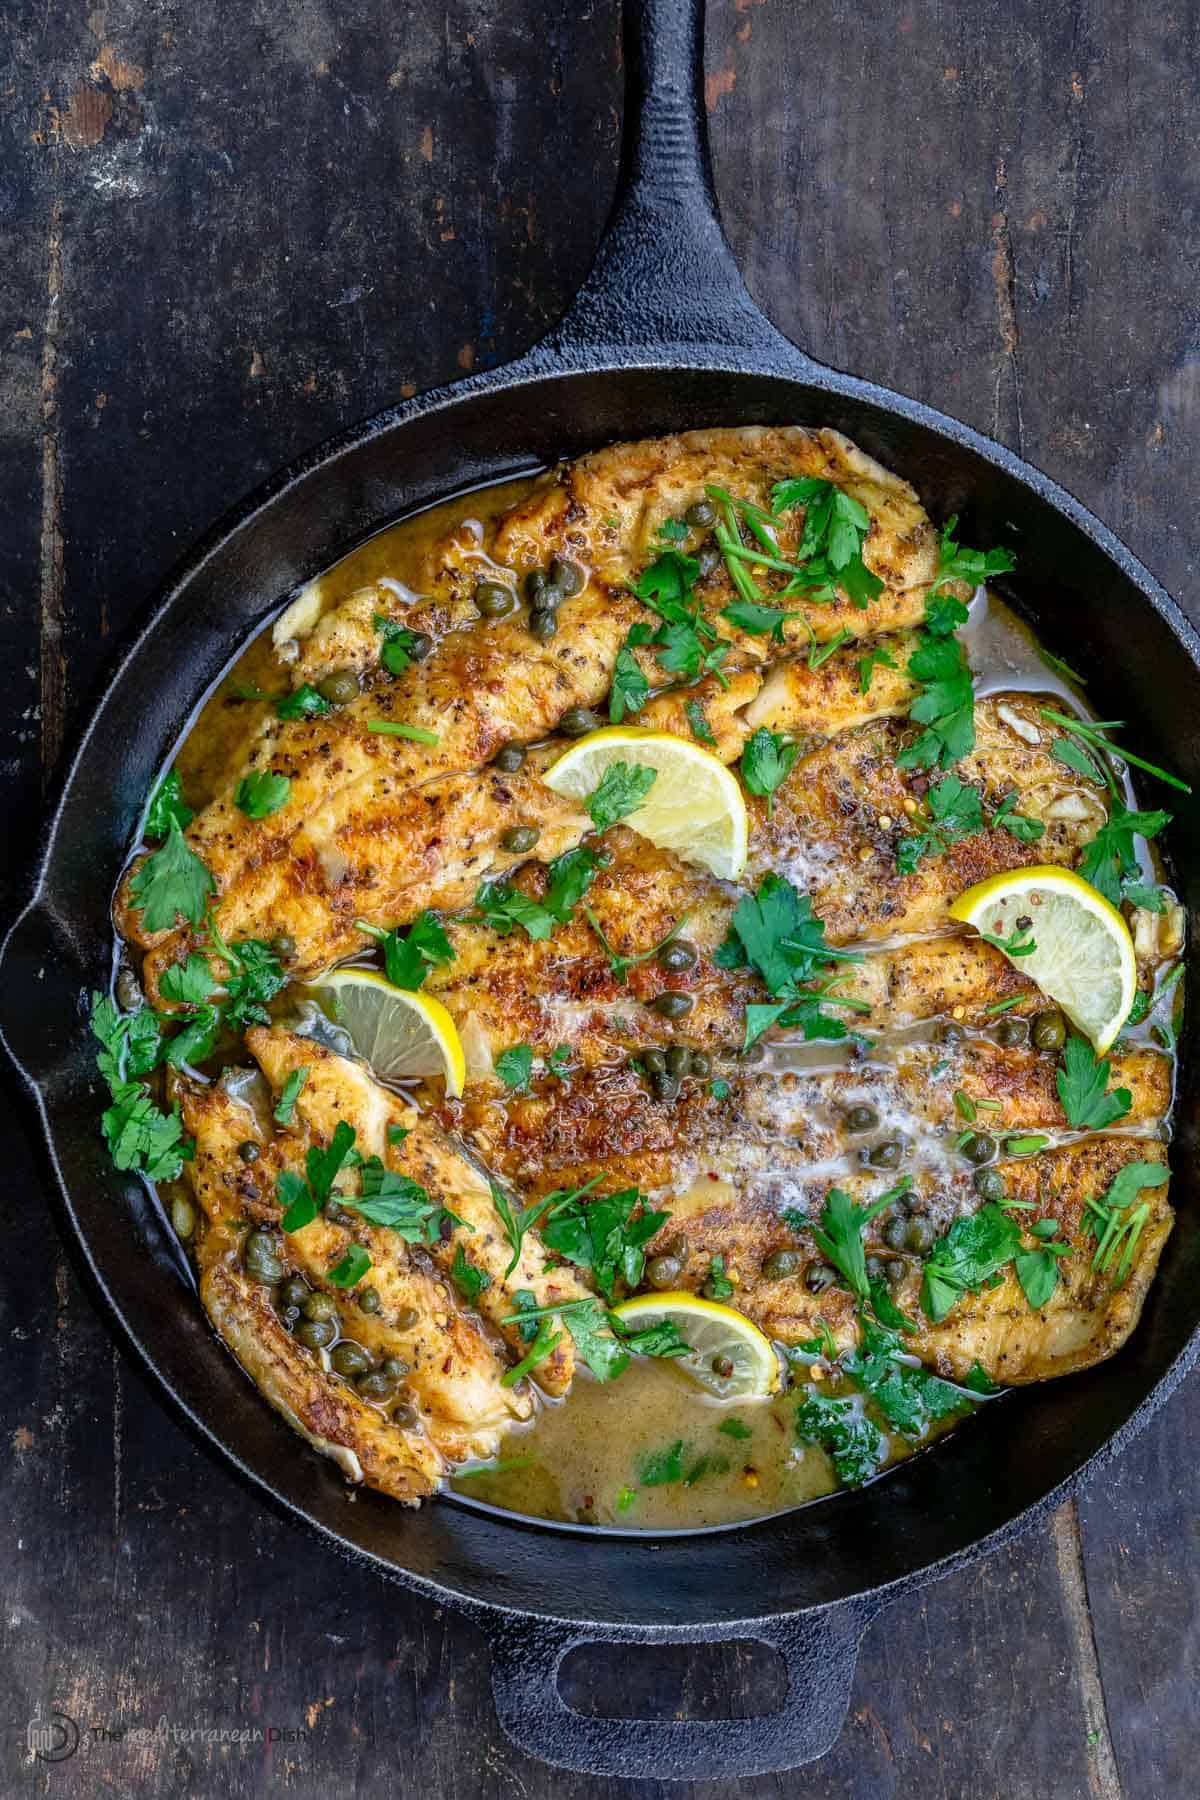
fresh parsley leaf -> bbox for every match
[510,1289,540,1343]
[721,599,800,642]
[609,624,655,722]
[715,874,860,998]
[808,628,854,671]
[740,728,800,815]
[1040,707,1192,796]
[992,790,1045,844]
[500,1319,563,1388]
[1013,1242,1068,1309]
[451,1246,493,1305]
[583,908,690,984]
[895,773,984,873]
[718,1416,752,1440]
[656,517,689,544]
[234,770,291,819]
[705,1252,734,1300]
[328,1244,372,1287]
[964,1360,1000,1395]
[543,847,601,923]
[1123,881,1164,913]
[614,1317,691,1359]
[897,631,975,771]
[1077,795,1171,906]
[554,1298,630,1381]
[128,819,216,932]
[541,1185,670,1301]
[495,1044,534,1091]
[920,1203,1022,1323]
[631,549,701,614]
[373,612,427,676]
[1053,737,1103,781]
[1056,1038,1132,1130]
[923,592,970,637]
[929,515,1016,596]
[100,1085,191,1181]
[637,1439,687,1486]
[219,936,288,1028]
[341,1159,442,1240]
[161,1004,222,1069]
[844,1315,969,1437]
[685,699,717,746]
[145,768,193,836]
[356,910,454,990]
[160,953,217,1006]
[858,646,897,693]
[811,1183,909,1304]
[546,1045,571,1080]
[473,879,556,941]
[585,762,657,833]
[709,1077,730,1100]
[278,1120,358,1232]
[275,683,332,721]
[795,1392,883,1486]
[367,720,441,744]
[274,1067,309,1125]
[978,921,1037,959]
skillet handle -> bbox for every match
[545,0,812,367]
[486,1598,881,1780]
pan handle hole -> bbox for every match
[558,1638,786,1721]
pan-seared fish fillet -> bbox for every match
[118,426,946,990]
[245,1028,593,1394]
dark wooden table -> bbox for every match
[3,2,1198,1793]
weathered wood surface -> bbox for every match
[2,0,1199,1793]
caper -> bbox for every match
[864,1254,884,1281]
[684,499,717,529]
[711,1354,735,1379]
[939,1021,965,1046]
[537,584,566,611]
[882,1215,909,1251]
[316,667,361,705]
[115,965,143,1012]
[501,824,541,854]
[657,938,698,973]
[867,1139,903,1169]
[885,1258,908,1286]
[961,1132,996,1166]
[302,1291,338,1323]
[905,1216,935,1253]
[355,1371,394,1400]
[560,705,599,737]
[642,1048,668,1075]
[697,545,721,578]
[665,1045,692,1077]
[272,933,297,960]
[170,1195,196,1240]
[237,1140,261,1164]
[243,1230,285,1284]
[651,991,694,1019]
[406,631,434,662]
[645,1254,683,1289]
[549,556,584,596]
[762,1248,800,1280]
[382,1355,410,1379]
[358,1287,382,1314]
[1031,1008,1067,1052]
[394,1306,420,1331]
[690,1051,712,1079]
[994,1015,1029,1047]
[279,1275,309,1309]
[475,580,517,618]
[805,1262,837,1293]
[524,569,549,604]
[331,1342,372,1378]
[390,1399,419,1427]
[973,1167,1006,1203]
[662,1234,690,1266]
[528,608,558,641]
[493,742,527,773]
[650,1071,682,1104]
[295,1317,336,1350]
[844,1104,879,1133]
[323,1197,351,1224]
[278,1305,301,1330]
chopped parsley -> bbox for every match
[920,1203,1023,1323]
[585,762,657,833]
[495,1044,534,1091]
[277,1120,357,1232]
[720,598,801,641]
[451,1246,493,1305]
[769,477,884,608]
[356,910,454,990]
[718,1416,752,1440]
[614,1316,692,1359]
[273,1066,309,1125]
[540,1183,670,1300]
[628,548,729,686]
[795,1393,883,1486]
[275,683,331,721]
[374,612,427,675]
[91,993,191,1181]
[714,873,864,1047]
[739,728,800,816]
[127,819,216,933]
[858,646,897,694]
[637,1439,688,1486]
[895,774,984,873]
[810,1181,912,1305]
[685,698,716,745]
[488,1173,596,1278]
[808,628,854,671]
[1085,1161,1170,1284]
[328,1244,372,1288]
[472,879,555,941]
[144,768,193,836]
[978,920,1038,959]
[1039,707,1191,796]
[340,1158,442,1240]
[234,770,291,819]
[608,625,654,723]
[928,514,1016,596]
[543,846,602,921]
[1056,1037,1132,1130]
[992,790,1045,844]
[500,1320,563,1388]
[896,627,975,771]
[705,1253,734,1299]
[583,908,689,983]
[367,719,440,744]
[1078,793,1172,907]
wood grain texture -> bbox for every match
[1,0,1199,1792]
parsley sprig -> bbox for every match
[1056,1037,1132,1130]
[928,515,1016,596]
[355,910,454,990]
[91,994,191,1181]
[896,599,975,771]
[714,874,865,1048]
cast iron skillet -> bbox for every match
[3,0,1199,1779]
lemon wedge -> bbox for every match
[948,865,1137,1054]
[611,1292,779,1400]
[312,968,466,1097]
[542,728,748,880]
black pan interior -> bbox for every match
[6,357,1200,1628]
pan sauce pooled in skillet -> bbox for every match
[100,426,1187,1529]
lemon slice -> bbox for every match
[542,728,748,880]
[312,969,466,1097]
[948,865,1137,1054]
[611,1292,779,1400]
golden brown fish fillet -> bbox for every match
[118,426,944,988]
[245,1028,594,1395]
[180,1074,528,1497]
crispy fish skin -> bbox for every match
[246,1029,593,1395]
[118,426,943,985]
[180,1073,526,1473]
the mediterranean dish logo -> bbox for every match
[26,1707,307,1763]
